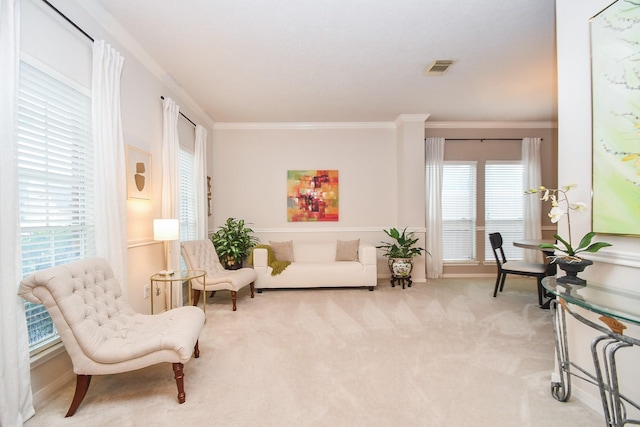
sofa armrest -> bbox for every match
[253,248,269,267]
[358,245,376,265]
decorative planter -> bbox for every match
[222,256,242,270]
[388,257,413,278]
[556,258,593,286]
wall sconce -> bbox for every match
[153,218,179,276]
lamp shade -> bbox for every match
[153,219,179,241]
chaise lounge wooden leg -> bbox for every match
[65,374,92,417]
[173,363,186,404]
[231,291,237,311]
[250,282,255,298]
[194,339,200,358]
[192,289,201,307]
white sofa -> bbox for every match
[252,241,377,291]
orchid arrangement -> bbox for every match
[526,184,612,260]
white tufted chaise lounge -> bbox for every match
[18,258,205,417]
[181,239,257,312]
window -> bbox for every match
[442,162,477,261]
[179,147,197,242]
[485,161,524,261]
[18,60,94,353]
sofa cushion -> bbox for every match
[270,240,294,261]
[294,241,337,263]
[335,239,359,261]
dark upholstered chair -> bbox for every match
[488,232,548,306]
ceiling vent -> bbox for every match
[424,60,455,76]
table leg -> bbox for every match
[550,299,572,402]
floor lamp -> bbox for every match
[154,218,179,276]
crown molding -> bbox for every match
[213,122,397,130]
[213,120,558,131]
[425,121,558,129]
[395,114,431,126]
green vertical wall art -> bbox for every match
[591,0,640,235]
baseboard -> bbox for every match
[32,369,75,410]
[571,384,604,417]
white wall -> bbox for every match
[21,0,214,408]
[556,0,640,414]
[212,122,421,277]
[212,124,396,228]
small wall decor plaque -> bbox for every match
[126,145,152,200]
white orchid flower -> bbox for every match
[527,183,612,258]
[570,202,587,212]
[548,206,566,223]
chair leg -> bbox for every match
[173,363,186,404]
[250,282,255,298]
[499,273,507,292]
[231,291,237,311]
[192,290,201,307]
[493,273,502,297]
[194,339,200,358]
[65,374,92,417]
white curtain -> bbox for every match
[522,137,542,262]
[162,97,181,307]
[194,125,208,239]
[0,0,35,424]
[92,40,128,291]
[425,137,445,279]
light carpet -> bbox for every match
[25,278,602,427]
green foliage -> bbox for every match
[211,217,259,268]
[376,227,427,258]
[540,231,612,258]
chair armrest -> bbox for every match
[358,245,376,265]
[253,248,269,267]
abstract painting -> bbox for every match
[287,170,339,222]
[591,0,640,235]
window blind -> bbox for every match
[442,162,477,261]
[485,161,524,261]
[17,60,94,352]
[179,147,197,242]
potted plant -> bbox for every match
[526,184,612,285]
[211,217,260,269]
[376,227,427,278]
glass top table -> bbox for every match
[149,270,206,314]
[541,276,640,426]
[542,276,640,326]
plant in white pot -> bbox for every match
[526,184,612,285]
[376,227,427,278]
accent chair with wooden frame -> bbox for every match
[181,239,257,312]
[18,258,205,417]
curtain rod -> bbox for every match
[434,138,543,142]
[41,0,94,42]
[160,96,197,127]
[40,2,199,129]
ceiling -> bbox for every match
[85,0,558,124]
